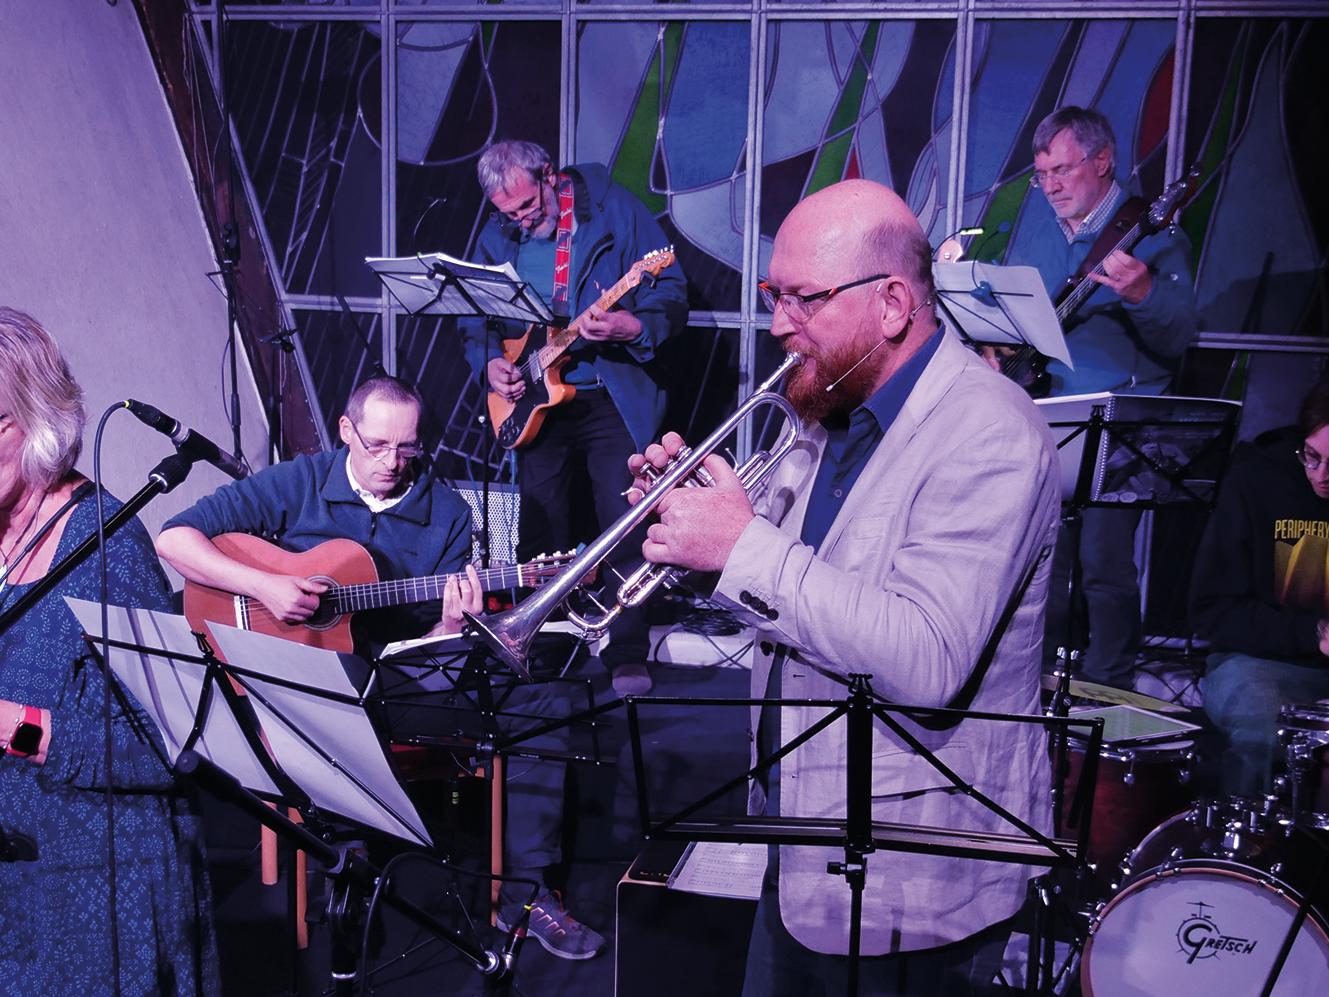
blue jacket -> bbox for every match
[1009,185,1197,396]
[458,161,688,449]
[163,449,474,643]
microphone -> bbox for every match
[124,400,249,480]
[823,297,936,393]
[969,221,1012,263]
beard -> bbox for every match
[784,329,887,423]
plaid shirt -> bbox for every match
[1059,180,1123,242]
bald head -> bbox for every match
[766,179,939,420]
[775,180,934,301]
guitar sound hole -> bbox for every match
[303,576,341,631]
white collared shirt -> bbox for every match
[345,458,410,514]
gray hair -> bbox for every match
[1033,106,1116,173]
[344,375,423,425]
[0,307,86,488]
[861,219,936,306]
[477,140,552,199]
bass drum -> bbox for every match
[1081,799,1329,996]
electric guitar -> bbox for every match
[971,166,1201,397]
[488,248,676,450]
[183,533,574,655]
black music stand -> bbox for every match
[73,601,528,996]
[624,677,1100,996]
[934,260,1073,373]
[366,251,551,570]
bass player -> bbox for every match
[1007,105,1198,690]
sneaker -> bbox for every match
[497,890,606,961]
[610,662,653,697]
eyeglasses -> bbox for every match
[757,273,892,325]
[349,420,424,464]
[491,171,554,235]
[1296,447,1327,472]
[1029,154,1089,189]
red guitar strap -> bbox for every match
[550,172,576,322]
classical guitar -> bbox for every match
[488,247,676,450]
[982,166,1201,397]
[183,533,573,655]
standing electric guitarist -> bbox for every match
[458,139,688,699]
[1008,106,1198,689]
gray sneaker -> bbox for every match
[497,890,606,961]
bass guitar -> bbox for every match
[183,533,573,654]
[980,166,1201,397]
[488,248,676,450]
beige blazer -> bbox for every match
[714,330,1060,955]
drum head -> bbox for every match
[1083,865,1329,996]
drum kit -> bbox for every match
[1065,700,1329,995]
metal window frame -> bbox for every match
[188,0,1329,461]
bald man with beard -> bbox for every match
[628,180,1060,995]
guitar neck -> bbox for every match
[1056,221,1145,324]
[323,563,532,614]
[536,271,639,371]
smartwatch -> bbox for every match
[6,705,43,758]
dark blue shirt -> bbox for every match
[163,448,474,649]
[761,329,943,822]
[799,329,943,550]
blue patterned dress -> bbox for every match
[0,491,219,997]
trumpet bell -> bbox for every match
[462,610,533,681]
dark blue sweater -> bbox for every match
[163,448,474,646]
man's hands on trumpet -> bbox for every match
[626,432,755,573]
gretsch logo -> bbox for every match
[1177,901,1258,964]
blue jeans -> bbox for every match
[740,873,1011,997]
[516,389,649,669]
[1201,651,1329,796]
[1046,506,1143,688]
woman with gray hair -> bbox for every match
[0,307,218,995]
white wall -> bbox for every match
[0,0,270,562]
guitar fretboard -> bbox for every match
[531,270,640,377]
[251,563,543,615]
[1056,220,1145,323]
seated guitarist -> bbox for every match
[458,139,688,700]
[156,374,609,961]
[156,375,482,648]
[1007,106,1199,690]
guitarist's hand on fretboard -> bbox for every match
[1086,249,1152,305]
[429,562,483,637]
[579,304,642,342]
[488,356,525,401]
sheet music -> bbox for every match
[366,252,553,322]
[933,261,1072,368]
[206,625,432,847]
[668,840,767,901]
[64,598,279,795]
[1034,392,1113,502]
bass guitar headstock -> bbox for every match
[1146,165,1201,234]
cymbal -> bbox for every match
[1040,674,1187,714]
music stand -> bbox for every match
[624,677,1099,996]
[69,598,526,995]
[933,261,1073,371]
[366,251,552,571]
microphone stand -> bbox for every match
[0,453,195,638]
[177,752,520,996]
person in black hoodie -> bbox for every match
[1190,378,1329,796]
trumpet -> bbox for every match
[463,351,804,679]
